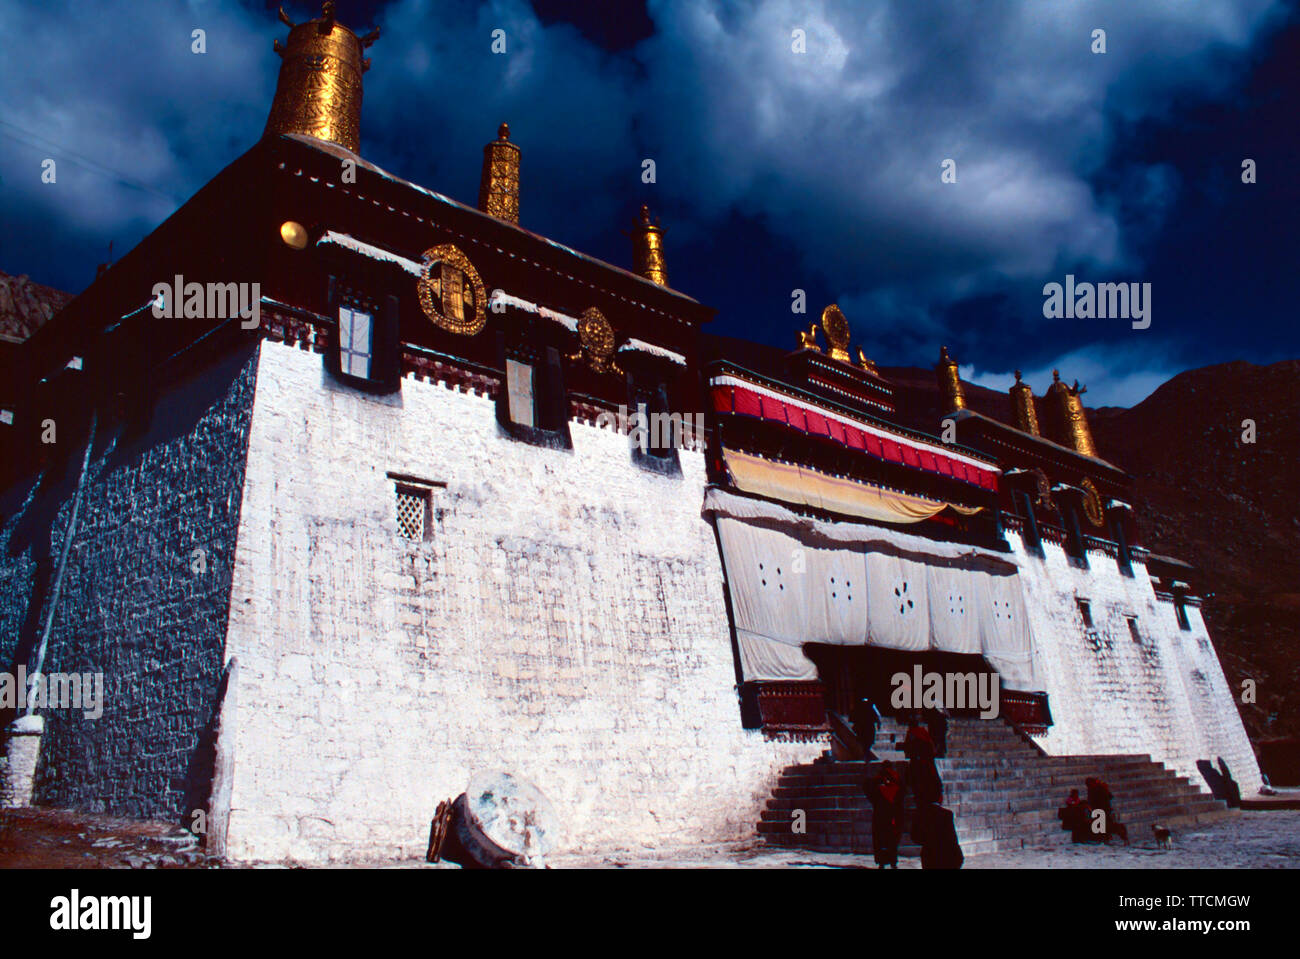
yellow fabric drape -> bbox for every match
[723,449,981,525]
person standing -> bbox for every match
[903,718,943,806]
[852,696,882,756]
[864,760,905,869]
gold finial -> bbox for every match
[631,204,669,286]
[797,322,821,352]
[1043,370,1097,456]
[1010,368,1040,435]
[935,345,967,411]
[820,304,852,363]
[857,347,878,374]
[479,122,521,223]
[264,3,378,154]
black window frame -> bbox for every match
[1076,598,1093,628]
[494,331,572,450]
[324,275,402,395]
[625,368,682,477]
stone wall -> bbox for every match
[1008,531,1262,795]
[220,341,823,862]
[0,345,258,819]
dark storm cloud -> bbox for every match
[633,0,1289,393]
[0,0,1293,405]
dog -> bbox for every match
[1152,825,1173,849]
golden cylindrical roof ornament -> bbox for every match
[632,205,669,286]
[264,3,378,154]
[1044,369,1097,457]
[935,345,967,411]
[478,123,521,223]
[1010,370,1040,435]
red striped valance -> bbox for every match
[712,381,998,491]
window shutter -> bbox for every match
[372,294,402,393]
[544,346,566,431]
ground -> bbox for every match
[1,807,1298,868]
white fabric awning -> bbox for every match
[705,488,1040,690]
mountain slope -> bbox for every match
[0,270,73,343]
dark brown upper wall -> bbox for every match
[1,132,716,412]
[263,135,714,365]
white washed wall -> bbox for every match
[220,341,822,862]
[1007,531,1261,795]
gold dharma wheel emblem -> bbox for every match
[821,304,851,363]
[1080,478,1105,527]
[577,307,618,373]
[418,243,487,335]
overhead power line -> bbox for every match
[0,116,184,205]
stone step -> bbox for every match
[758,716,1230,862]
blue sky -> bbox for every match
[1,0,1296,406]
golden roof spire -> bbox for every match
[264,3,379,154]
[478,122,521,223]
[1010,369,1040,436]
[935,345,967,411]
[631,205,669,286]
[1043,369,1097,456]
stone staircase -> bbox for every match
[758,717,1233,858]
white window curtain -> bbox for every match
[338,306,373,379]
[506,358,536,427]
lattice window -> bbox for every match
[395,484,431,541]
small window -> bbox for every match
[494,336,571,449]
[1064,506,1089,567]
[1127,616,1142,644]
[1076,598,1093,628]
[1175,599,1191,631]
[626,373,682,476]
[394,484,432,542]
[339,306,373,379]
[506,358,536,428]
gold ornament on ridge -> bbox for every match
[820,304,852,363]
